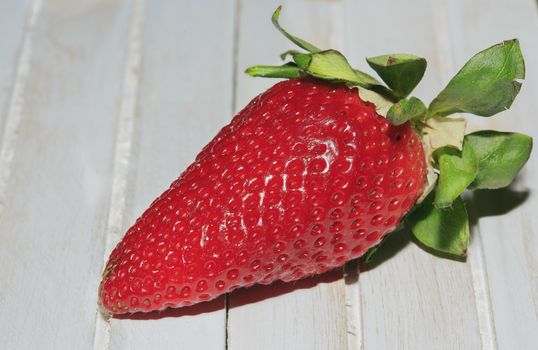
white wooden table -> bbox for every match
[1,0,537,349]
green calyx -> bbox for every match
[247,7,532,261]
[245,6,401,102]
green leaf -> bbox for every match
[254,7,399,101]
[366,53,427,99]
[429,39,525,117]
[245,63,302,79]
[307,50,359,82]
[353,69,383,87]
[303,50,396,99]
[386,97,426,125]
[409,195,469,257]
[433,140,478,208]
[249,47,397,101]
[465,130,532,189]
[272,6,320,53]
[280,49,302,61]
[291,52,312,69]
[294,50,388,92]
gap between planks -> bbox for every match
[0,0,42,218]
[92,0,146,349]
[467,204,498,350]
[344,261,363,350]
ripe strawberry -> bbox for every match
[100,78,425,314]
[99,7,531,315]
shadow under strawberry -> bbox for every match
[229,267,342,309]
[114,295,225,320]
[467,185,530,222]
[362,182,531,268]
[113,270,342,319]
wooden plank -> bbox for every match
[0,0,39,214]
[444,0,538,348]
[0,0,132,349]
[104,1,236,349]
[343,1,483,348]
[0,0,33,130]
[227,1,349,349]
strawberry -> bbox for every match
[99,7,532,315]
[100,78,425,314]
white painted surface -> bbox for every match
[0,0,536,349]
[0,0,132,349]
[0,0,33,131]
[0,0,42,217]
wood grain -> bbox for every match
[0,0,33,131]
[0,0,132,348]
[0,0,41,216]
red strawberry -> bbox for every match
[100,78,425,314]
[99,7,531,315]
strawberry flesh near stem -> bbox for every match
[100,78,425,314]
